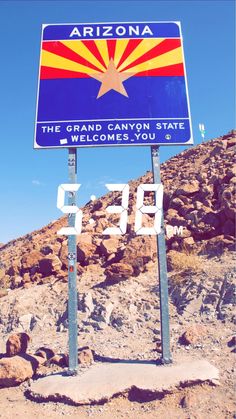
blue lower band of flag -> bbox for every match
[37,76,189,121]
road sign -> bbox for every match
[199,123,206,140]
[34,22,193,148]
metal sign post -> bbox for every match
[34,20,193,371]
[151,145,172,364]
[67,148,78,374]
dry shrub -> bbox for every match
[0,289,8,298]
[167,248,203,274]
[0,276,10,290]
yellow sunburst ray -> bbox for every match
[61,40,107,72]
[120,46,183,74]
[41,49,96,75]
[118,38,165,71]
[94,40,110,68]
[113,39,130,67]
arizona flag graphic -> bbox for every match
[35,22,192,148]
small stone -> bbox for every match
[155,338,162,353]
[23,272,31,283]
[92,321,107,330]
[84,292,94,314]
[18,314,33,331]
[228,336,236,348]
[91,199,103,212]
[210,144,226,157]
[181,394,198,408]
[0,268,5,280]
[49,354,67,367]
[111,316,123,329]
[35,347,55,360]
[211,379,221,386]
[144,312,152,321]
[129,304,138,316]
[40,245,53,255]
[182,236,195,250]
[103,302,114,324]
[180,325,207,345]
[6,333,31,357]
[78,347,94,366]
[0,289,8,298]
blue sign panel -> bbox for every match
[34,22,193,148]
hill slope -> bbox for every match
[0,131,235,418]
[0,130,235,291]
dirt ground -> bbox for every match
[0,382,234,419]
[0,319,235,418]
[0,253,235,418]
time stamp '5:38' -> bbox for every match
[57,183,163,236]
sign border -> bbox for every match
[34,21,193,149]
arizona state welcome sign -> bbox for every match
[34,22,193,148]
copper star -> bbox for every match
[90,59,135,98]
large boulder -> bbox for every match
[222,219,235,236]
[202,212,220,229]
[90,199,103,212]
[104,263,133,284]
[166,208,188,227]
[21,251,42,271]
[77,237,96,265]
[6,262,20,276]
[0,356,34,387]
[226,137,236,148]
[38,255,62,276]
[175,181,200,196]
[210,143,227,157]
[99,238,120,257]
[122,236,156,275]
[170,197,185,211]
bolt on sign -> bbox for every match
[34,22,193,148]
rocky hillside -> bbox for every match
[0,130,235,292]
[0,131,235,418]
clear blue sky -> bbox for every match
[0,0,235,244]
